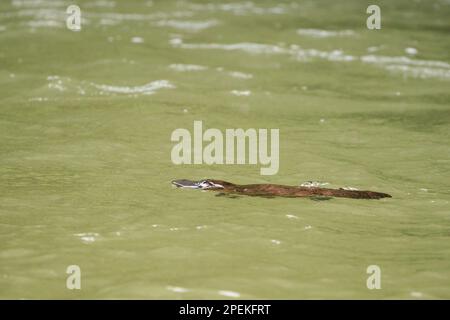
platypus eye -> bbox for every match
[197,180,223,189]
[198,180,214,188]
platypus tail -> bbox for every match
[335,189,392,199]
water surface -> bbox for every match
[0,0,449,299]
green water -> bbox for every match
[0,0,449,299]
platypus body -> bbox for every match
[172,179,392,200]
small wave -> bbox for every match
[167,286,190,293]
[92,80,175,95]
[169,64,208,71]
[154,19,219,32]
[46,75,175,96]
[187,2,286,15]
[228,71,253,79]
[361,55,450,79]
[12,0,66,7]
[74,232,99,243]
[171,39,353,61]
[84,0,116,8]
[218,290,240,298]
[47,75,66,91]
[171,39,285,54]
[1,7,193,30]
[367,46,383,53]
[292,47,356,62]
[361,55,450,69]
[99,18,120,26]
[230,90,251,96]
[29,97,49,102]
[131,36,144,44]
[297,28,355,38]
[385,65,450,79]
[84,11,193,22]
[410,291,423,298]
[172,39,450,80]
[26,20,63,28]
[405,47,418,56]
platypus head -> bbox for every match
[172,179,233,190]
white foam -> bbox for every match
[228,71,253,79]
[27,20,62,28]
[84,0,116,8]
[231,90,251,96]
[167,286,190,293]
[361,55,450,68]
[47,75,66,91]
[385,65,450,79]
[172,39,285,54]
[367,46,382,53]
[218,290,240,298]
[286,214,299,219]
[172,39,354,62]
[172,39,450,80]
[2,7,195,32]
[92,80,175,95]
[131,36,144,44]
[99,19,120,26]
[82,10,193,23]
[4,8,65,21]
[29,97,49,102]
[47,75,175,96]
[169,64,208,71]
[405,47,418,55]
[154,19,219,31]
[293,48,356,62]
[300,181,329,188]
[74,232,99,243]
[271,239,281,245]
[12,0,66,7]
[187,2,286,15]
[84,12,169,21]
[297,28,355,38]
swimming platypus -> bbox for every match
[172,179,392,200]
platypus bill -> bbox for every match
[172,179,392,200]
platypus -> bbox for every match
[172,179,392,200]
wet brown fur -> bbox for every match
[204,179,392,200]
